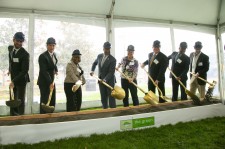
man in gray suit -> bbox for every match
[90,42,116,109]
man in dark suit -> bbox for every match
[8,32,30,116]
[190,41,209,99]
[168,42,190,101]
[141,40,168,103]
[37,37,58,114]
[90,42,116,109]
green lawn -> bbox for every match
[2,116,225,149]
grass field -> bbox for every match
[2,116,225,149]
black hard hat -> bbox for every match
[194,41,202,49]
[153,40,160,48]
[180,42,187,49]
[72,49,82,56]
[127,45,135,51]
[13,32,25,41]
[46,37,56,45]
[103,41,111,49]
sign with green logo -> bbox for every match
[120,117,154,130]
[120,119,132,130]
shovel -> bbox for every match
[41,82,55,113]
[72,80,83,92]
[142,67,169,103]
[116,69,158,105]
[168,68,201,105]
[92,75,125,100]
[190,72,217,87]
[5,86,21,108]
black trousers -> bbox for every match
[99,83,116,109]
[64,83,82,112]
[148,80,165,103]
[121,78,139,107]
[10,85,26,116]
[39,84,56,114]
[172,77,187,101]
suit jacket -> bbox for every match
[168,52,190,80]
[37,51,58,86]
[91,53,116,86]
[8,45,30,86]
[143,52,168,82]
[64,60,86,84]
[190,52,209,85]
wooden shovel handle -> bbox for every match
[116,69,147,94]
[10,87,14,101]
[46,82,54,106]
[92,75,113,90]
[142,68,163,96]
[167,67,186,89]
[190,72,215,86]
[9,74,14,101]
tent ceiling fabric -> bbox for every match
[0,0,224,25]
[0,0,112,15]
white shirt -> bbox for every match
[192,52,201,73]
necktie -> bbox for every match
[51,54,54,64]
[175,53,180,62]
[101,55,106,66]
[150,54,156,67]
[13,49,16,57]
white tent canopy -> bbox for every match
[0,0,225,26]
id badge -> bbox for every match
[198,62,203,66]
[13,58,19,63]
[154,59,159,64]
[177,59,182,63]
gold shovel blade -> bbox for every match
[5,99,21,108]
[185,90,201,105]
[111,85,125,100]
[41,104,55,113]
[72,84,81,92]
[143,91,158,105]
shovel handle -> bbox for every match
[46,88,54,106]
[190,72,215,86]
[167,67,186,89]
[46,81,55,106]
[10,87,14,101]
[92,75,113,90]
[142,68,164,97]
[9,74,15,101]
[131,81,147,94]
[116,69,147,94]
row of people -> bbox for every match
[8,32,85,115]
[8,32,209,115]
[91,40,209,108]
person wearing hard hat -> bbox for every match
[116,45,139,107]
[64,49,85,112]
[141,40,168,103]
[37,37,58,114]
[168,42,190,101]
[8,32,30,116]
[190,41,209,99]
[90,41,117,109]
